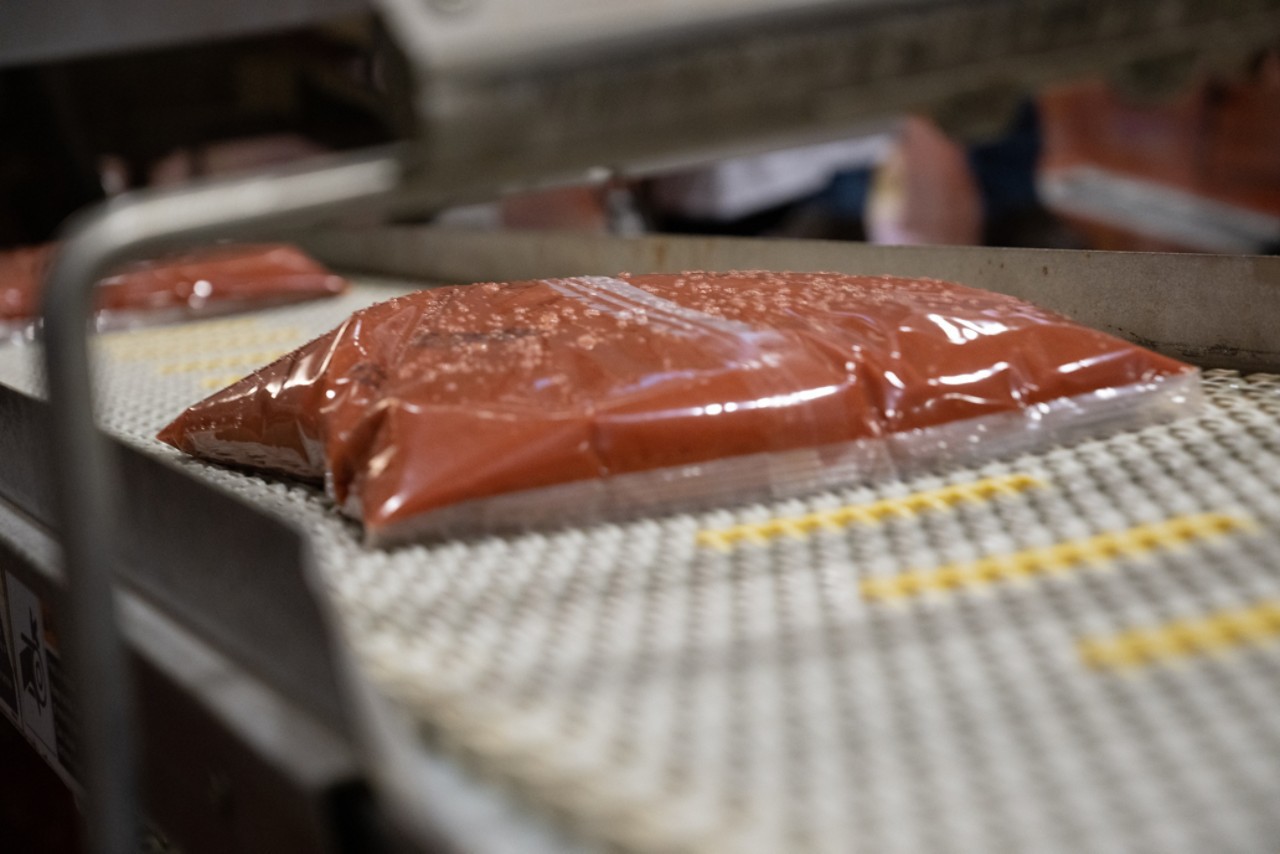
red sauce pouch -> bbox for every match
[157,271,1199,543]
[0,243,348,341]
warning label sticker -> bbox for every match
[0,573,18,725]
[5,573,58,755]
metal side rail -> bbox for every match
[0,490,365,854]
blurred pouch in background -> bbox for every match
[157,271,1200,543]
[0,242,348,342]
[1038,61,1280,253]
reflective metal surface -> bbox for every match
[379,0,1280,181]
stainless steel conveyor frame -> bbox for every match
[14,2,1280,852]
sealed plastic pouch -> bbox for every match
[0,242,348,342]
[157,270,1200,543]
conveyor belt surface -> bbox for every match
[2,281,1279,852]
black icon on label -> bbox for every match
[18,610,47,712]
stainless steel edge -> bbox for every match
[0,0,369,68]
[0,499,362,854]
[0,407,586,853]
[0,385,357,737]
[298,226,1280,373]
[378,0,1280,183]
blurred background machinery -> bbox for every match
[4,1,1280,252]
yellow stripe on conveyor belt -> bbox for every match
[199,373,257,390]
[157,349,290,375]
[860,513,1257,601]
[697,473,1045,550]
[104,326,304,362]
[1079,599,1280,669]
[100,315,264,350]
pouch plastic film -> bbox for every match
[157,271,1201,543]
[0,242,348,341]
